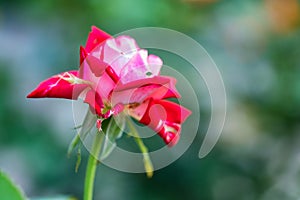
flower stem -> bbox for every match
[126,118,154,178]
[84,131,104,200]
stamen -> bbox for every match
[58,72,93,85]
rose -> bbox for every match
[27,26,191,146]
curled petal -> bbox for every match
[85,26,111,53]
[111,76,180,105]
[84,55,108,77]
[79,53,120,100]
[94,72,117,101]
[149,76,179,99]
[147,54,163,76]
[101,36,140,75]
[27,71,88,99]
[105,66,120,83]
[79,61,117,101]
[119,50,162,83]
[80,46,88,65]
[84,89,104,116]
[96,119,102,131]
[131,99,191,146]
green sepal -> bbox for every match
[75,147,82,173]
[127,118,154,178]
[68,109,97,156]
[99,116,125,160]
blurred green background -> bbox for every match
[1,0,300,199]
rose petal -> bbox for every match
[84,89,103,116]
[27,70,88,99]
[101,36,140,76]
[79,55,119,100]
[85,26,111,53]
[79,46,88,65]
[95,72,116,100]
[148,76,180,99]
[147,54,163,76]
[131,99,191,146]
[119,50,162,83]
[85,55,108,77]
[111,76,180,105]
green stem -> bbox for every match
[127,118,154,178]
[84,132,104,200]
